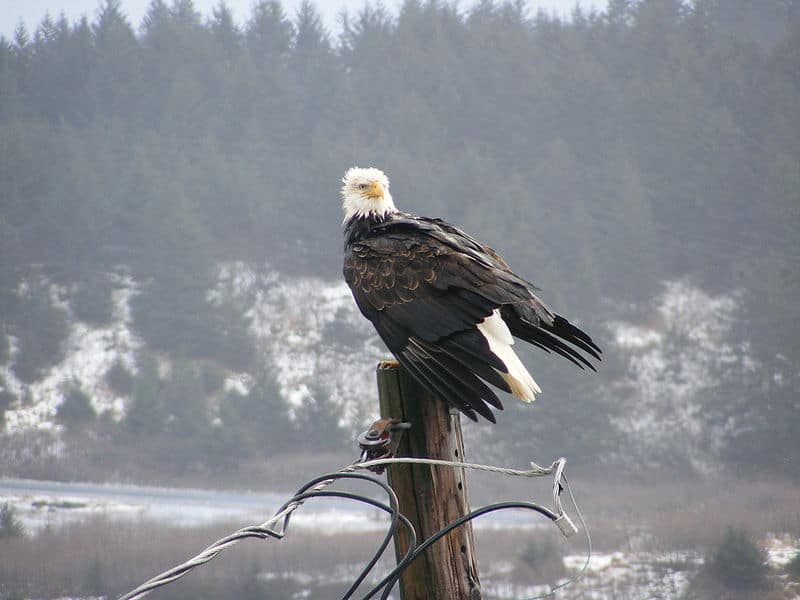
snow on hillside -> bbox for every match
[1,274,141,434]
[211,261,385,427]
[2,269,760,472]
[1,264,386,436]
[607,280,757,472]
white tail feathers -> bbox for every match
[477,310,541,402]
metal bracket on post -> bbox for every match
[357,418,411,472]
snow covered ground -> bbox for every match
[481,540,800,600]
[607,280,756,473]
[0,269,774,481]
[0,477,556,535]
[0,263,390,444]
[3,477,798,600]
[2,274,141,434]
[0,477,390,533]
[210,261,386,427]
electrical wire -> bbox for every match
[376,501,559,600]
[118,469,405,600]
[118,456,591,600]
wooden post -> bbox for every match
[376,362,482,600]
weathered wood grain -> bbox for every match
[377,363,481,600]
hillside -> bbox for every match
[1,0,798,483]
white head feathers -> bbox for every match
[341,167,397,221]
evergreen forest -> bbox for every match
[0,0,798,482]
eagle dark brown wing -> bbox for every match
[343,215,601,422]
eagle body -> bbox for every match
[341,167,600,423]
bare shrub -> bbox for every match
[0,503,25,539]
[0,516,394,599]
[517,534,566,582]
[785,551,800,582]
[707,527,769,589]
[686,526,774,599]
[105,359,135,396]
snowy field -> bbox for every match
[0,477,390,533]
[3,477,798,600]
[2,268,798,599]
[0,477,554,534]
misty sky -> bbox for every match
[2,0,604,39]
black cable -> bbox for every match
[271,473,562,600]
[373,501,559,600]
[287,489,416,600]
[274,471,419,600]
[120,468,581,600]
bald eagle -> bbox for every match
[342,167,601,423]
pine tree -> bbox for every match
[210,0,241,63]
[90,0,140,115]
[246,0,293,59]
[13,21,30,51]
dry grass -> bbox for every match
[468,471,800,551]
[578,477,800,551]
[0,517,395,599]
[1,474,798,599]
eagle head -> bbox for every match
[341,167,397,222]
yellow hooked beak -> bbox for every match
[365,180,385,199]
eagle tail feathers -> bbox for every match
[477,310,541,403]
[402,340,502,422]
[501,308,601,372]
[396,354,481,422]
[438,338,513,394]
